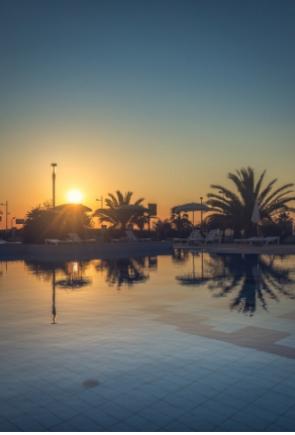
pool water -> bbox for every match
[0,251,295,431]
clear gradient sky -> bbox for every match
[1,0,294,222]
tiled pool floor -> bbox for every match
[0,254,295,431]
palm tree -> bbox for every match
[94,190,146,230]
[207,167,295,237]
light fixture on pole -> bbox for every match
[11,216,16,228]
[0,201,9,230]
[51,163,57,208]
[96,196,104,209]
[200,196,204,228]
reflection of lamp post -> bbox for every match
[51,163,57,208]
[0,201,8,230]
[51,269,57,324]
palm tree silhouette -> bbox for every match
[207,254,295,315]
[207,167,294,237]
[94,190,146,230]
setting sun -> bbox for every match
[67,189,83,204]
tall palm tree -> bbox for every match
[94,190,146,230]
[207,167,294,236]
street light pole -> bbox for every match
[51,163,57,208]
[0,201,8,230]
[200,196,203,228]
[96,196,104,209]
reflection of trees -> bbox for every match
[55,262,91,289]
[98,258,149,288]
[207,254,295,315]
[25,260,91,323]
[25,260,90,284]
[25,261,67,281]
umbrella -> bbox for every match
[176,251,210,286]
[171,202,210,226]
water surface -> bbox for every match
[0,252,295,431]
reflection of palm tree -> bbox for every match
[25,260,67,281]
[207,254,295,315]
[98,258,148,288]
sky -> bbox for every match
[0,0,295,223]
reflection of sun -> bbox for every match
[67,189,83,204]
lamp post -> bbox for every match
[96,196,104,209]
[200,196,203,228]
[51,163,57,208]
[0,201,8,230]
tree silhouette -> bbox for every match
[23,203,92,243]
[206,167,294,236]
[94,191,146,230]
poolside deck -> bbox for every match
[1,241,295,262]
[0,241,173,262]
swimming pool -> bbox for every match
[1,251,295,431]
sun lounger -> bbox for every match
[248,236,280,245]
[234,236,280,245]
[66,233,96,243]
[67,233,82,243]
[126,230,151,242]
[126,229,138,241]
[174,230,204,245]
[45,238,61,245]
[265,236,280,244]
[204,229,222,244]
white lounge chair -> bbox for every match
[248,236,280,245]
[45,238,61,245]
[234,236,280,245]
[126,229,138,241]
[204,229,222,244]
[67,233,96,243]
[67,233,82,243]
[265,236,280,244]
[174,229,204,245]
[125,230,151,242]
